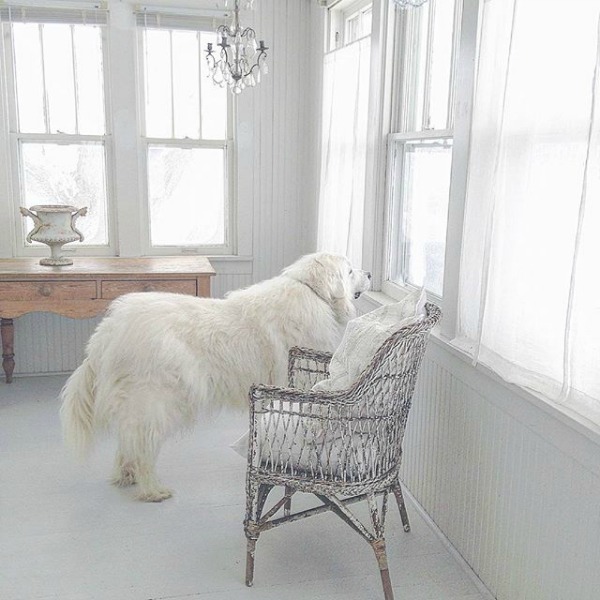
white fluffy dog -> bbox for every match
[60,253,371,502]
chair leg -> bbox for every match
[245,534,258,587]
[372,538,394,600]
[393,482,411,532]
[284,485,292,517]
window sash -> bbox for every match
[393,0,462,134]
[137,21,233,253]
[384,0,462,302]
[1,16,114,256]
[385,132,452,299]
[139,139,233,255]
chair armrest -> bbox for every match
[288,346,333,390]
[250,383,351,408]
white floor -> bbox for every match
[1,375,489,600]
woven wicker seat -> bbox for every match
[244,302,441,600]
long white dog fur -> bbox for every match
[60,253,371,501]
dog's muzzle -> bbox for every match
[354,271,372,299]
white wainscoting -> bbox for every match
[402,338,600,600]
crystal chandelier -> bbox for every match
[205,0,268,95]
[393,0,429,8]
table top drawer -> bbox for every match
[0,280,97,301]
[101,279,198,300]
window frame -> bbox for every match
[135,20,235,256]
[380,0,464,306]
[383,129,453,303]
[328,0,373,51]
[0,13,117,258]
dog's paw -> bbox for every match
[135,487,173,502]
[110,470,137,487]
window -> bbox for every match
[137,13,232,253]
[388,137,452,297]
[0,6,111,252]
[384,0,461,299]
[0,3,233,258]
[345,3,372,45]
[328,0,373,50]
[317,0,372,265]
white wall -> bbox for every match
[5,0,324,376]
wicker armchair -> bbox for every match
[244,302,441,600]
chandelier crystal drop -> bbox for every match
[393,0,429,9]
[206,0,268,95]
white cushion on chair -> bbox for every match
[313,288,427,392]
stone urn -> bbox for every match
[20,204,88,266]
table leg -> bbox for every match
[1,318,15,384]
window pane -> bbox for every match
[12,23,46,133]
[361,8,373,38]
[428,0,457,129]
[405,4,431,132]
[147,146,226,246]
[391,139,452,296]
[13,23,105,135]
[73,25,105,135]
[172,30,200,139]
[42,24,77,134]
[143,29,173,138]
[346,14,360,44]
[200,32,227,140]
[20,142,109,245]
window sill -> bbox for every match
[357,289,600,468]
[206,255,253,274]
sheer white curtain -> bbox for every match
[456,0,600,421]
[317,37,371,266]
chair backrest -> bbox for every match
[335,302,441,482]
[256,303,441,488]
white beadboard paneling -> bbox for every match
[401,340,600,600]
[211,272,253,299]
[12,314,102,376]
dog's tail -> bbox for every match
[60,359,97,459]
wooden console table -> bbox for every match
[0,256,215,383]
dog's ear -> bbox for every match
[329,269,348,300]
[305,257,344,301]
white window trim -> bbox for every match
[438,0,482,339]
[4,18,116,258]
[135,19,235,256]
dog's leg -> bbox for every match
[110,447,137,488]
[127,430,172,503]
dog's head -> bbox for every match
[283,253,371,322]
